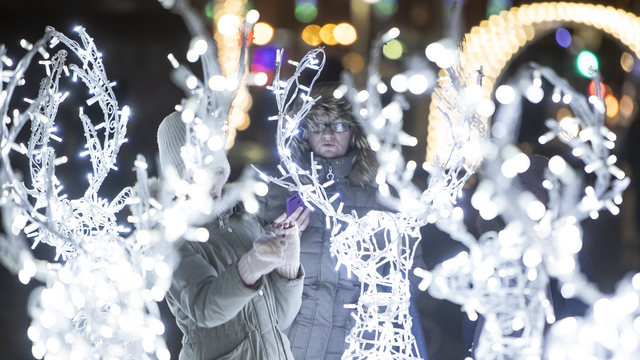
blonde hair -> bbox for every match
[291,82,378,186]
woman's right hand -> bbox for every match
[273,206,311,232]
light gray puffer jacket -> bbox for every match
[165,206,305,360]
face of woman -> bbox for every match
[210,167,226,202]
[307,118,351,159]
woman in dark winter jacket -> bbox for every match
[255,83,427,360]
[157,111,308,360]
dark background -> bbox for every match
[2,1,640,359]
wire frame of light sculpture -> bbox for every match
[0,27,173,360]
[156,0,264,226]
[255,30,485,359]
[420,62,632,360]
[427,2,640,162]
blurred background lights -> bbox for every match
[621,52,635,73]
[620,95,634,117]
[373,0,399,18]
[252,23,273,45]
[342,52,365,74]
[252,72,268,86]
[319,24,338,45]
[333,23,357,45]
[390,73,408,93]
[477,99,496,118]
[555,28,571,48]
[383,39,403,60]
[495,85,516,104]
[605,94,619,118]
[245,9,260,24]
[525,85,544,104]
[577,50,598,77]
[216,14,241,35]
[301,25,322,46]
[294,0,318,23]
[408,74,429,95]
[425,41,455,69]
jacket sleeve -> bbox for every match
[168,241,264,328]
[268,265,305,328]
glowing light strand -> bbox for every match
[423,62,632,360]
[0,28,173,360]
[256,34,484,358]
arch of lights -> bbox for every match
[427,2,640,162]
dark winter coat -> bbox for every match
[165,205,304,360]
[256,150,419,360]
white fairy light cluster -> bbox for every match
[255,27,486,358]
[422,62,633,360]
[157,0,264,223]
[0,27,175,360]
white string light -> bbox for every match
[255,29,485,358]
[424,62,632,360]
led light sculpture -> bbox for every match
[0,26,173,360]
[256,29,485,358]
[424,62,631,360]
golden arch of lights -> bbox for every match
[426,2,640,162]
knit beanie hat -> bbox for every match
[516,154,550,206]
[157,111,231,182]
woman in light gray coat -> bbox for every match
[158,112,309,360]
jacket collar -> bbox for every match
[315,151,357,182]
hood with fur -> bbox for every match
[289,82,378,186]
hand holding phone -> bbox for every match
[286,192,306,217]
[274,192,310,232]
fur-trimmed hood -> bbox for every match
[289,82,379,186]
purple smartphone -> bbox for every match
[286,192,306,217]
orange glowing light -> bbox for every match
[605,94,619,118]
[320,24,338,45]
[301,25,322,46]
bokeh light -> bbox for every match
[217,14,241,36]
[343,52,365,74]
[295,2,318,23]
[334,23,357,45]
[373,0,399,18]
[555,28,572,48]
[320,24,338,45]
[383,39,403,59]
[408,74,429,95]
[251,46,278,73]
[301,25,322,46]
[253,23,273,45]
[205,0,214,19]
[621,52,635,73]
[620,95,634,117]
[495,85,516,104]
[390,73,408,93]
[605,94,619,118]
[577,51,598,77]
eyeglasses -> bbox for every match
[308,122,350,133]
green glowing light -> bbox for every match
[295,3,318,23]
[577,51,598,77]
[383,39,404,60]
